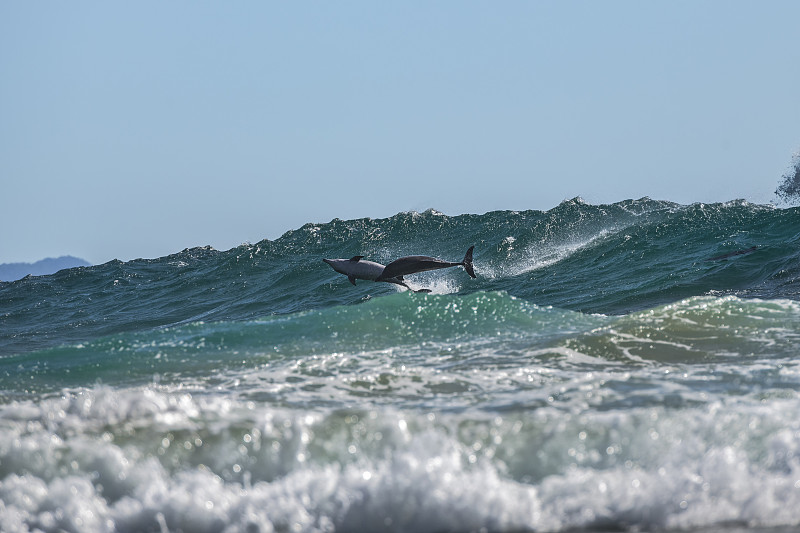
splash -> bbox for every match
[481,228,617,279]
[775,149,800,203]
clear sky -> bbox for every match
[2,1,799,265]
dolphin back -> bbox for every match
[379,256,445,279]
[379,246,476,280]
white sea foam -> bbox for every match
[3,387,800,532]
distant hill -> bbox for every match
[0,256,91,282]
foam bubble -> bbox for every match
[4,387,800,532]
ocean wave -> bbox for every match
[4,293,800,409]
[3,199,800,356]
[3,386,800,532]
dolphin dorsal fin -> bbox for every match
[349,256,364,262]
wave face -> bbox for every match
[3,198,800,532]
[2,198,799,356]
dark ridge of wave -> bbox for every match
[2,198,800,356]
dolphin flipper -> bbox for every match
[387,277,431,293]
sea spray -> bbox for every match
[776,149,800,203]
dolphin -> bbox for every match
[378,246,476,280]
[705,245,757,262]
[323,246,476,292]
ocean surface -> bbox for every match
[2,198,800,533]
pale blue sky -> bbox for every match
[2,2,799,264]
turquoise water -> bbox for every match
[2,198,800,532]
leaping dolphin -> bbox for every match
[323,246,476,292]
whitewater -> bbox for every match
[2,198,800,532]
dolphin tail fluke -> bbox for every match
[462,246,476,278]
